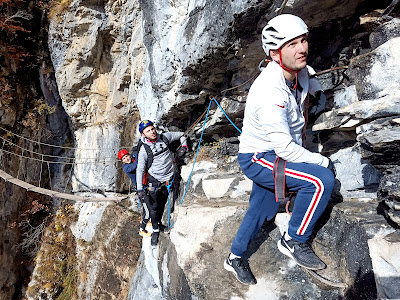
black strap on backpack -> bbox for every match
[131,133,170,171]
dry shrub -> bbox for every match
[48,0,73,20]
[193,140,222,162]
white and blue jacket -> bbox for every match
[239,61,329,167]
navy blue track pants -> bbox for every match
[230,152,335,257]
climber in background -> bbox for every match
[118,149,152,238]
[136,120,188,246]
[118,149,137,187]
[224,14,335,285]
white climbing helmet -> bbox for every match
[261,14,308,56]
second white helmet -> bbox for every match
[261,14,308,56]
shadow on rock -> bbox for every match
[344,269,377,300]
[243,218,276,262]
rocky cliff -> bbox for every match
[1,0,400,299]
[0,1,75,298]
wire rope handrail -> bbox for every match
[0,135,75,160]
[0,135,119,163]
[0,168,128,202]
[0,126,131,151]
[0,148,119,165]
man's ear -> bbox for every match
[270,49,280,63]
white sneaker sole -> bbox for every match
[277,239,324,271]
[224,260,237,273]
[277,239,295,260]
[223,260,255,285]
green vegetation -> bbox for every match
[26,203,79,300]
[22,99,56,128]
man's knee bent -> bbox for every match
[320,168,335,194]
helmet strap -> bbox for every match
[279,48,299,89]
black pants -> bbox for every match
[141,175,169,231]
[140,194,155,230]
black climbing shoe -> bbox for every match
[224,255,257,285]
[158,224,170,234]
[151,231,159,246]
[277,233,326,270]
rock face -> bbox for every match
[20,0,400,299]
[0,1,76,299]
[48,0,144,128]
[368,231,400,299]
[48,0,145,192]
[72,201,142,299]
[25,199,141,300]
[135,0,272,122]
[350,37,400,102]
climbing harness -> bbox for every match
[272,157,296,215]
[273,156,297,215]
[146,175,175,229]
[273,157,287,203]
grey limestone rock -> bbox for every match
[357,117,400,168]
[370,18,400,49]
[349,37,400,101]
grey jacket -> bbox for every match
[136,132,187,190]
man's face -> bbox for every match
[273,34,308,71]
[142,125,157,141]
[122,154,131,164]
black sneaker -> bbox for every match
[158,224,171,234]
[151,231,159,246]
[224,255,257,285]
[277,233,326,270]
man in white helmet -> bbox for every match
[224,14,335,285]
